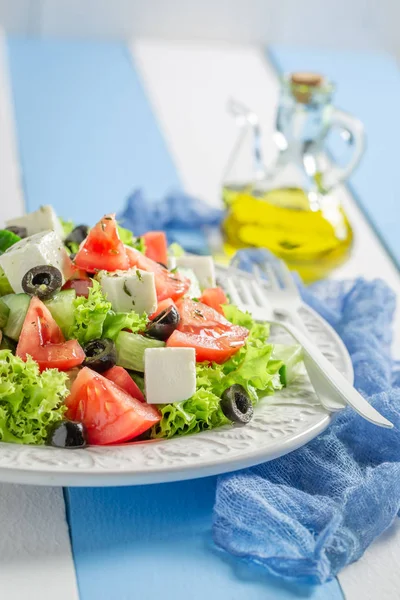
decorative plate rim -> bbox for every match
[0,268,353,487]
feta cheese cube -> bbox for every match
[0,231,71,293]
[144,347,196,404]
[6,205,65,239]
[177,267,201,298]
[99,268,157,315]
[174,256,216,289]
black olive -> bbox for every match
[47,420,87,448]
[5,225,27,238]
[69,252,77,261]
[21,265,63,300]
[220,384,254,424]
[65,225,89,250]
[146,305,180,341]
[83,338,117,372]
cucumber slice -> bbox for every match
[0,298,10,329]
[115,331,164,372]
[272,344,303,386]
[2,293,30,340]
[0,267,13,296]
[45,289,76,337]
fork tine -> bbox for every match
[250,280,270,308]
[266,264,280,291]
[277,260,297,292]
[225,277,242,306]
[238,277,257,306]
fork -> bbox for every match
[225,268,393,429]
[253,261,347,412]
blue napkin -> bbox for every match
[213,249,400,585]
[118,189,223,254]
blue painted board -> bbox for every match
[7,37,344,600]
[66,479,342,600]
[7,38,181,224]
[270,46,400,269]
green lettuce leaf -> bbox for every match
[0,229,21,254]
[222,304,254,330]
[151,388,230,439]
[102,310,148,341]
[0,350,68,444]
[59,217,75,237]
[59,217,80,254]
[69,280,112,345]
[117,225,146,253]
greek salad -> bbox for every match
[0,205,302,448]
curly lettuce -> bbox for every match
[117,225,146,254]
[102,310,148,340]
[0,350,68,444]
[69,280,112,345]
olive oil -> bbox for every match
[222,186,353,283]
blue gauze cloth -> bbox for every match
[213,249,400,585]
[118,189,223,253]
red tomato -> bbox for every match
[143,231,168,265]
[200,287,229,315]
[103,366,145,403]
[65,367,161,445]
[63,279,93,298]
[176,298,235,333]
[74,214,129,272]
[125,246,190,301]
[167,329,246,363]
[167,298,248,363]
[16,297,85,371]
[149,297,176,320]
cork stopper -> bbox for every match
[290,72,324,103]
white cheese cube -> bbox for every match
[145,347,196,404]
[177,267,201,298]
[174,255,216,289]
[0,231,71,293]
[99,268,157,315]
[6,205,65,239]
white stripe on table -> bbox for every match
[0,485,79,600]
[0,28,24,222]
[132,38,400,600]
[0,32,79,600]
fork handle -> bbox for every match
[287,311,346,412]
[273,319,393,428]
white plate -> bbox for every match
[0,270,353,486]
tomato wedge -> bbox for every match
[176,298,235,333]
[103,366,145,403]
[74,214,129,272]
[200,287,229,315]
[65,367,160,445]
[63,279,93,298]
[167,298,248,363]
[16,297,85,371]
[125,246,190,301]
[167,330,245,363]
[143,231,168,265]
[149,297,176,320]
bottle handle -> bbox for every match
[324,108,366,191]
